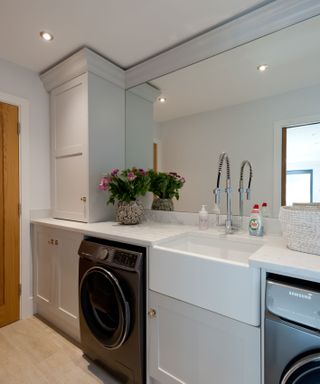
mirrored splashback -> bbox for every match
[125,15,320,217]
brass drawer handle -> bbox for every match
[148,308,157,318]
[48,239,58,245]
[80,196,87,202]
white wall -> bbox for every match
[157,83,320,216]
[0,57,50,210]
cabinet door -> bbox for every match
[55,229,83,341]
[148,290,260,384]
[51,74,88,221]
[35,227,55,307]
[34,226,82,341]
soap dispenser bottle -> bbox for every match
[249,204,263,236]
[199,205,209,230]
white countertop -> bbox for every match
[32,217,320,282]
[250,242,320,282]
[31,217,196,246]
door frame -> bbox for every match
[153,139,161,171]
[0,91,31,319]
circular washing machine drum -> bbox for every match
[80,266,131,350]
[281,353,320,383]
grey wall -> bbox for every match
[126,90,154,170]
[0,57,50,210]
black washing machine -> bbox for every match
[265,273,320,383]
[78,237,146,384]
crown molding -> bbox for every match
[127,83,160,102]
[40,48,125,91]
[125,0,320,88]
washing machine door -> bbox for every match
[80,266,131,350]
[281,353,320,383]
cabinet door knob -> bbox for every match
[54,240,59,246]
[80,196,87,202]
[148,308,157,318]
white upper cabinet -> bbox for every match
[41,48,125,222]
[51,74,88,221]
[53,76,86,156]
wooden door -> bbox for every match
[153,142,158,171]
[0,102,20,327]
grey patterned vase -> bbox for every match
[152,198,174,211]
[116,200,144,225]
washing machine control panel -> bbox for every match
[113,251,138,268]
[267,276,320,330]
[79,239,143,269]
[78,240,109,261]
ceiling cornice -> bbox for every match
[127,83,160,103]
[40,48,125,92]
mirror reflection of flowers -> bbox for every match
[99,167,149,204]
[148,170,186,200]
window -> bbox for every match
[286,170,313,206]
[281,122,320,206]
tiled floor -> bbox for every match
[0,317,118,383]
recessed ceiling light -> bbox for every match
[257,64,268,72]
[40,31,54,41]
[159,97,167,103]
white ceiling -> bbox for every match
[151,15,320,122]
[0,0,264,72]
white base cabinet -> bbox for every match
[148,290,260,384]
[34,225,83,341]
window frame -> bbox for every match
[286,169,313,204]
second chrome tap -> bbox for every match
[238,160,253,221]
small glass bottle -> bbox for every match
[261,202,270,218]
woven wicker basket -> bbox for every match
[279,205,320,255]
